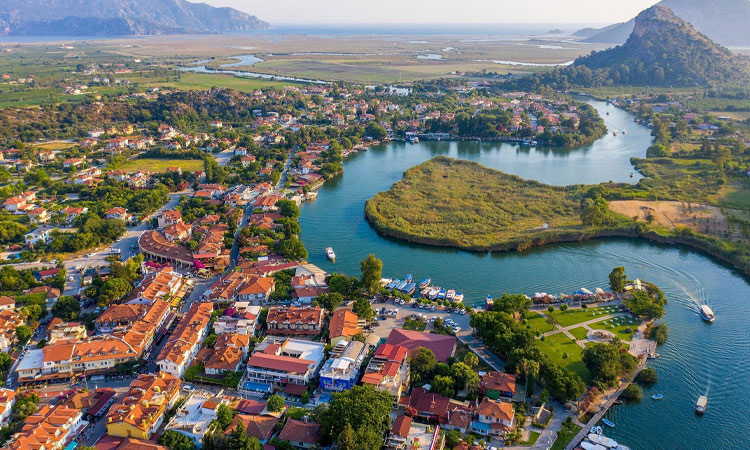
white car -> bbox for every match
[74,265,82,271]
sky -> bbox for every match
[195,0,661,26]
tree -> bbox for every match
[462,352,479,369]
[158,430,197,450]
[431,375,455,397]
[51,296,81,321]
[621,384,643,401]
[650,322,669,345]
[327,273,358,297]
[411,347,437,382]
[351,298,374,323]
[99,278,132,305]
[582,343,636,387]
[491,293,532,318]
[0,352,11,372]
[336,424,358,450]
[450,362,479,393]
[216,403,234,431]
[359,254,382,294]
[314,293,344,313]
[277,199,300,219]
[16,325,32,345]
[267,394,285,412]
[635,367,658,384]
[11,393,39,423]
[608,267,627,293]
[445,430,463,449]
[227,424,262,450]
[321,385,392,447]
[275,237,308,261]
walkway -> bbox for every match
[539,312,631,348]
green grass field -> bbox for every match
[553,306,619,327]
[568,327,590,340]
[537,333,590,382]
[589,316,640,341]
[525,312,555,334]
[110,158,204,173]
[551,422,582,450]
[34,142,75,151]
[522,431,541,446]
[158,72,299,92]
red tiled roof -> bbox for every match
[480,372,517,396]
[385,329,456,362]
[391,415,412,438]
[246,352,315,374]
[279,419,320,445]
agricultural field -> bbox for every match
[110,158,204,173]
[156,72,299,92]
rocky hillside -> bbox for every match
[0,0,269,36]
[578,0,750,47]
[575,5,750,86]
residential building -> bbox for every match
[319,340,367,391]
[225,414,279,444]
[165,391,228,447]
[213,306,260,336]
[203,333,251,375]
[0,389,15,426]
[278,419,320,449]
[0,296,14,311]
[93,436,168,450]
[472,398,515,437]
[157,303,212,378]
[158,210,183,229]
[385,415,412,450]
[361,344,410,398]
[385,328,456,362]
[328,308,363,346]
[0,309,24,353]
[401,388,466,423]
[126,267,185,304]
[105,207,131,221]
[24,227,53,246]
[106,373,181,439]
[3,404,85,450]
[265,306,323,337]
[138,231,195,269]
[47,321,87,344]
[479,372,517,400]
[242,337,325,391]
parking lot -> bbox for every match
[369,298,473,340]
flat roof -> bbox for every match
[17,348,44,372]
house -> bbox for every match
[164,391,228,447]
[63,158,85,169]
[385,414,412,450]
[47,320,87,344]
[3,196,27,213]
[279,419,320,449]
[213,306,260,336]
[237,277,275,304]
[479,372,517,400]
[157,303,212,378]
[62,206,88,224]
[203,333,251,375]
[27,207,49,224]
[385,328,456,362]
[28,285,60,309]
[401,388,466,423]
[105,207,131,221]
[35,268,61,282]
[93,436,168,450]
[328,308,363,346]
[265,306,323,337]
[242,337,325,391]
[361,344,410,398]
[210,121,223,128]
[106,373,182,439]
[0,310,24,353]
[225,414,280,444]
[0,296,14,312]
[3,403,86,450]
[319,340,368,391]
[0,388,16,426]
[163,222,192,242]
[473,398,515,437]
[158,210,183,228]
[24,227,53,246]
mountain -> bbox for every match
[578,0,750,47]
[575,5,750,86]
[0,0,269,36]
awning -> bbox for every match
[65,441,78,450]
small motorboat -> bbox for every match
[695,395,708,414]
[326,247,336,261]
[601,418,615,428]
[438,289,446,300]
[613,400,623,405]
[699,305,715,322]
[652,394,664,400]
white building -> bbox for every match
[242,337,325,391]
[24,227,54,245]
[165,391,228,448]
[0,389,15,426]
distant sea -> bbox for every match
[0,23,606,43]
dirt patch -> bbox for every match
[610,200,748,242]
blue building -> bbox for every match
[319,340,368,391]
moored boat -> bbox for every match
[419,278,431,288]
[695,395,708,414]
[326,247,336,261]
[405,273,413,283]
[699,305,715,322]
[601,418,615,428]
[428,288,440,300]
[438,289,446,299]
[446,290,455,301]
[454,292,464,303]
[402,282,416,295]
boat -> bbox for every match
[428,288,440,300]
[622,130,627,134]
[446,290,455,301]
[438,289,446,300]
[699,305,715,322]
[395,280,408,291]
[420,288,430,297]
[530,140,538,147]
[613,400,623,405]
[695,395,707,413]
[404,274,413,283]
[454,292,464,303]
[648,353,660,359]
[402,283,416,295]
[612,130,618,136]
[586,433,629,450]
[652,394,663,400]
[326,247,336,261]
[419,278,431,288]
[592,426,603,435]
[601,418,615,428]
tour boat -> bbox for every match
[326,247,336,261]
[699,305,715,322]
[402,283,416,295]
[695,395,708,414]
[396,280,408,291]
[420,288,430,297]
[419,278,431,288]
[652,394,663,400]
[454,292,464,303]
[386,280,399,290]
[428,288,440,300]
[438,289,446,300]
[601,418,615,428]
[404,274,413,283]
[446,290,455,301]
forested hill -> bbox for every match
[578,0,750,48]
[507,5,750,89]
[0,0,269,36]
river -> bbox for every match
[298,98,750,449]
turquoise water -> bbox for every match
[298,99,750,449]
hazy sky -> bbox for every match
[196,0,661,25]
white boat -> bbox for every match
[326,247,336,261]
[581,443,607,450]
[695,395,708,414]
[613,130,618,136]
[454,292,464,303]
[699,305,714,322]
[446,290,455,301]
[587,433,619,448]
[428,288,440,300]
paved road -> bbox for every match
[62,190,191,296]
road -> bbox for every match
[62,189,192,297]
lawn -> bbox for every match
[521,431,541,446]
[110,158,204,173]
[525,312,555,334]
[537,333,590,383]
[159,72,298,92]
[551,422,582,450]
[568,327,590,341]
[589,316,640,341]
[34,141,75,151]
[550,306,621,328]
